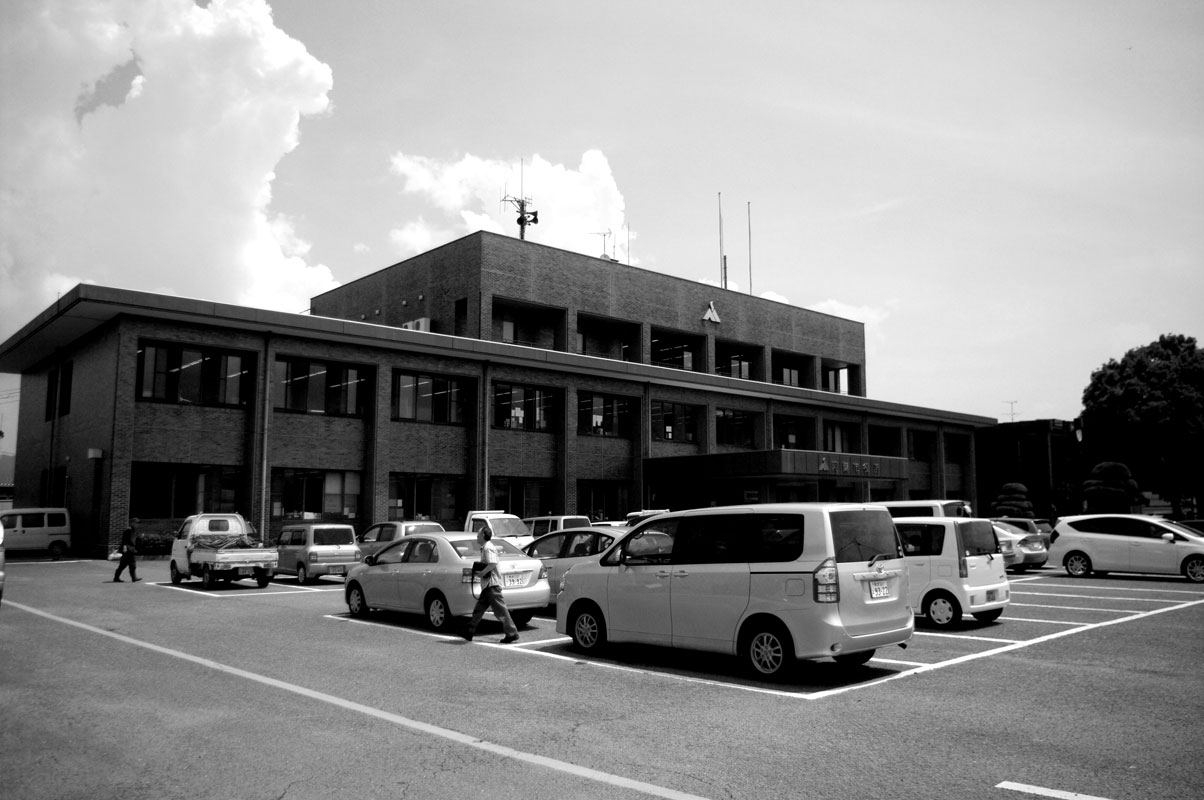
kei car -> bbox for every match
[344,532,550,630]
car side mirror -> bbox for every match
[1162,533,1175,542]
[363,554,376,566]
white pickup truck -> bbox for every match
[169,513,277,589]
[464,510,533,548]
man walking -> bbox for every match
[113,517,141,583]
[462,527,519,643]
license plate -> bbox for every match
[870,580,890,598]
[238,567,253,576]
[328,565,345,575]
[504,573,525,587]
[986,589,997,602]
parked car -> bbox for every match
[992,521,1048,571]
[0,517,6,605]
[273,522,362,584]
[624,509,670,526]
[895,516,1010,627]
[344,532,550,630]
[0,508,71,559]
[1048,514,1204,583]
[556,503,915,679]
[522,515,592,538]
[522,526,622,603]
[993,517,1053,549]
[357,520,446,558]
[879,500,972,519]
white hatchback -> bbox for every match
[555,503,914,680]
[1048,514,1204,583]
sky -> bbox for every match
[1,0,1202,454]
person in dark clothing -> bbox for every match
[461,527,519,643]
[113,518,141,583]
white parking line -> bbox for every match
[997,780,1115,799]
[914,631,1023,644]
[1013,591,1182,602]
[1026,582,1204,596]
[8,601,714,800]
[1007,602,1143,613]
[153,582,341,598]
[1001,617,1091,625]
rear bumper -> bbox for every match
[965,580,1011,612]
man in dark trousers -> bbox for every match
[462,526,519,643]
[113,517,141,583]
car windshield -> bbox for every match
[488,517,530,539]
[831,509,901,563]
[1166,521,1204,539]
[451,538,527,558]
[315,527,355,545]
[959,520,998,555]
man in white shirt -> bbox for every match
[462,527,519,643]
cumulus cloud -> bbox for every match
[388,149,633,263]
[0,0,337,338]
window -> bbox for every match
[897,523,944,556]
[44,361,73,420]
[493,382,556,431]
[716,408,757,447]
[392,370,466,424]
[577,392,633,437]
[651,400,698,442]
[137,342,253,407]
[824,420,858,453]
[270,468,362,521]
[830,510,903,563]
[274,357,366,416]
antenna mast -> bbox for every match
[502,159,539,240]
[718,192,726,288]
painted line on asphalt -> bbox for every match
[1000,617,1091,625]
[7,601,714,800]
[997,780,1114,799]
[913,631,1023,644]
[1012,591,1182,602]
[1024,581,1204,596]
[151,582,340,598]
[1007,602,1143,613]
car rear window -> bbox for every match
[958,520,998,555]
[314,527,355,545]
[452,539,526,558]
[831,510,902,563]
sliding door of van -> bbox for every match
[668,513,752,652]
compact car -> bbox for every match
[1048,514,1204,583]
[344,532,550,630]
[522,526,622,603]
[994,517,1053,549]
[273,523,362,584]
[896,516,1010,627]
[992,521,1048,571]
[357,520,446,558]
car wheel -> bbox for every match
[569,604,607,652]
[923,592,961,627]
[170,562,185,584]
[48,541,67,560]
[1184,556,1204,584]
[347,583,371,618]
[254,568,271,588]
[296,563,309,585]
[973,608,1004,623]
[834,649,874,667]
[426,592,451,631]
[511,610,534,627]
[1064,552,1092,578]
[744,622,794,679]
[201,564,216,590]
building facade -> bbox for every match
[0,232,994,555]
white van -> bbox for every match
[522,515,592,538]
[555,503,914,680]
[0,508,71,559]
[879,500,972,519]
[894,516,1010,627]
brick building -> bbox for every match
[0,231,993,555]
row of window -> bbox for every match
[127,342,881,450]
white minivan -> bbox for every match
[894,516,1010,627]
[0,508,71,559]
[555,503,914,680]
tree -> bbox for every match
[1080,334,1204,517]
[1081,462,1142,513]
[991,482,1035,517]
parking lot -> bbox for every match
[2,557,1201,800]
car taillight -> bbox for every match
[462,568,474,584]
[959,554,968,578]
[814,558,839,603]
[538,564,548,580]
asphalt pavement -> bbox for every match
[1,555,1201,800]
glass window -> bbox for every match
[493,382,556,431]
[651,400,698,442]
[716,408,756,447]
[897,523,944,556]
[577,392,633,438]
[274,357,365,416]
[959,520,999,555]
[830,509,903,563]
[529,534,565,558]
[672,516,749,564]
[393,371,467,424]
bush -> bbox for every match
[134,531,175,556]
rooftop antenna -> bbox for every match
[718,192,727,288]
[502,159,539,240]
[1003,400,1018,422]
[747,201,753,296]
[592,229,612,259]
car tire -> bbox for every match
[347,583,371,618]
[569,604,607,652]
[834,649,875,667]
[296,563,310,585]
[48,541,67,560]
[972,608,1004,623]
[1184,556,1204,584]
[923,592,961,627]
[201,564,216,590]
[170,562,184,584]
[254,568,271,588]
[743,621,795,680]
[511,610,534,627]
[426,592,451,631]
[1064,552,1092,578]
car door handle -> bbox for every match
[655,570,672,579]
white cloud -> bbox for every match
[0,0,336,338]
[388,149,632,262]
